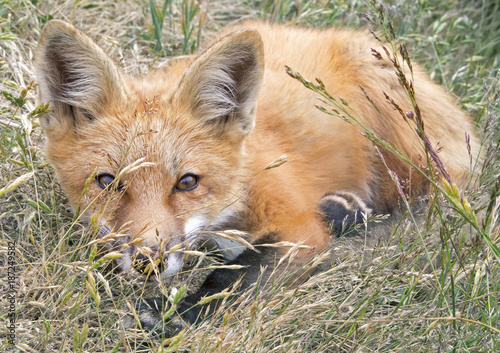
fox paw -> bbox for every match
[319,191,372,235]
[123,297,186,337]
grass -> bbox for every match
[1,0,499,352]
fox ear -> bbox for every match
[35,20,125,131]
[175,30,264,137]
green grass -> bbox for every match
[1,0,499,352]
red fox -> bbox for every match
[35,20,479,334]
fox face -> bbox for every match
[36,20,264,280]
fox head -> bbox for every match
[35,20,264,281]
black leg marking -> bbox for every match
[319,191,372,236]
[124,297,186,337]
[125,241,287,337]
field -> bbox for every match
[1,0,499,352]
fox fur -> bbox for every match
[35,20,479,333]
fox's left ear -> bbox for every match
[175,30,264,137]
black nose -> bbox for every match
[133,250,164,274]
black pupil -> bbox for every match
[99,174,114,187]
[178,175,197,190]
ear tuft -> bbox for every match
[35,20,124,129]
[176,30,264,136]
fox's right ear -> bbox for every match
[35,20,125,131]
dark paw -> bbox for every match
[123,297,186,337]
[319,192,372,235]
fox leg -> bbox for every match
[128,195,372,335]
[319,191,373,235]
[130,212,330,335]
[130,241,294,335]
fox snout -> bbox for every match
[105,224,189,282]
[131,246,186,281]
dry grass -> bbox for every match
[1,0,499,352]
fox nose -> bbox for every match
[132,248,164,274]
[129,237,186,280]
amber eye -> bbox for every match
[175,174,199,191]
[97,173,122,191]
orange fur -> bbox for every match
[35,20,479,282]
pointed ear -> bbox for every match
[175,29,264,136]
[35,20,125,131]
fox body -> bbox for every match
[36,20,478,332]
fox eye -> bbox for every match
[97,173,122,191]
[175,174,199,191]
